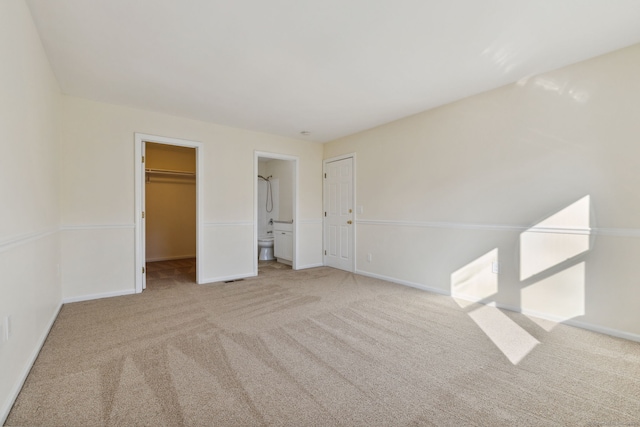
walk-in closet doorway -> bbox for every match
[134,133,204,293]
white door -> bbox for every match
[135,133,202,292]
[324,157,354,271]
[141,142,147,290]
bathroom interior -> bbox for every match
[257,157,295,268]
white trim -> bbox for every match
[145,255,196,262]
[135,133,204,292]
[592,227,640,237]
[493,302,640,343]
[561,318,640,343]
[60,224,135,231]
[0,302,62,426]
[323,153,357,273]
[200,272,256,285]
[360,270,640,343]
[357,219,522,231]
[356,219,640,237]
[254,151,300,275]
[524,226,591,235]
[397,284,640,344]
[323,153,357,164]
[355,269,450,296]
[62,288,136,304]
[296,263,324,269]
[203,221,253,227]
[491,302,585,325]
[0,228,57,253]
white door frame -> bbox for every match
[134,133,204,293]
[254,151,299,275]
[323,153,356,272]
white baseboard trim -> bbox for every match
[296,263,324,269]
[494,302,640,343]
[355,269,450,296]
[199,272,256,285]
[146,254,196,262]
[361,272,640,343]
[1,302,62,426]
[562,318,640,343]
[62,289,136,304]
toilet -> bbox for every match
[258,237,275,261]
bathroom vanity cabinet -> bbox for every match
[274,221,293,263]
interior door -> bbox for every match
[141,142,147,290]
[324,157,354,272]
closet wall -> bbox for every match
[145,143,196,261]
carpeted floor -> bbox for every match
[6,260,640,426]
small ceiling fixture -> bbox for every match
[300,131,311,136]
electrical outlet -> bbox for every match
[367,253,372,263]
[491,261,500,274]
[5,315,11,341]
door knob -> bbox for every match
[347,220,352,224]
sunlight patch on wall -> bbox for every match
[522,262,585,321]
[468,305,540,365]
[452,249,498,309]
[450,197,591,365]
[451,248,540,364]
[520,195,590,280]
[482,42,519,74]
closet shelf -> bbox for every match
[145,168,195,177]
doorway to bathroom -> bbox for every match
[134,133,204,293]
[254,151,299,276]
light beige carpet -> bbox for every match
[6,260,640,426]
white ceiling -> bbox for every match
[26,0,640,143]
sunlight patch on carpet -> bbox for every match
[468,305,540,364]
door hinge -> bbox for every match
[324,173,326,178]
[324,250,327,255]
[142,266,145,274]
[142,211,145,219]
[142,155,145,163]
[324,211,327,217]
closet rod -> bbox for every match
[145,168,195,177]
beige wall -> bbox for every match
[3,0,640,418]
[145,143,196,261]
[60,96,324,298]
[324,44,640,339]
[0,0,62,422]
